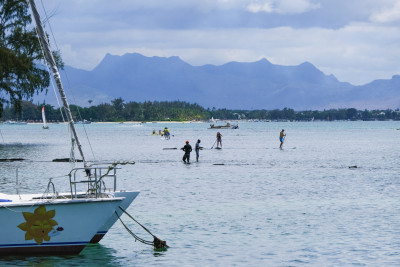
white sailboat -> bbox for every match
[42,106,49,129]
[0,0,140,255]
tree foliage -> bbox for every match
[2,100,400,122]
[0,0,63,117]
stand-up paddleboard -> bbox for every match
[163,148,177,150]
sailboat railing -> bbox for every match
[69,167,119,199]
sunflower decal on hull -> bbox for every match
[17,206,61,245]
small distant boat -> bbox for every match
[75,119,91,124]
[209,123,231,129]
[42,107,49,129]
[209,122,238,129]
[4,120,27,125]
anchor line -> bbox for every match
[115,211,153,246]
[116,206,168,249]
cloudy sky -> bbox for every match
[38,0,400,85]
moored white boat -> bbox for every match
[0,165,140,247]
[0,196,123,255]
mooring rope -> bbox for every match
[116,206,168,250]
[115,211,153,246]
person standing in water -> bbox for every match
[182,141,192,163]
[195,139,202,162]
[216,132,222,148]
[279,129,286,149]
[164,127,170,139]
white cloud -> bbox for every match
[247,0,320,14]
[55,22,400,85]
[247,2,274,13]
[370,1,400,23]
[40,0,400,85]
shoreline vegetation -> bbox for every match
[1,99,400,123]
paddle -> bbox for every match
[210,139,217,149]
[0,129,4,143]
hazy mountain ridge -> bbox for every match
[37,53,399,110]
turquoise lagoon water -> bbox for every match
[0,121,399,266]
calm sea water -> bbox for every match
[0,121,399,266]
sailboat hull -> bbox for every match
[0,198,123,255]
[0,243,85,255]
[90,191,140,243]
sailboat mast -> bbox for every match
[28,0,86,165]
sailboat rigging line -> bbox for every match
[70,130,76,165]
[39,0,59,51]
[43,61,66,122]
[28,0,86,166]
[77,123,97,162]
[28,1,65,123]
[36,0,96,161]
[38,0,66,122]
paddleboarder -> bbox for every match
[195,139,202,162]
[216,132,222,148]
[279,129,286,149]
[181,141,192,163]
[164,127,170,139]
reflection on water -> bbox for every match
[0,244,118,267]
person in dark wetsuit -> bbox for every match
[195,139,202,162]
[182,141,192,163]
[216,132,222,148]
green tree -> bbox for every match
[0,0,63,118]
[346,108,358,120]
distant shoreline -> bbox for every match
[12,120,207,124]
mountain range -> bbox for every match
[35,53,400,110]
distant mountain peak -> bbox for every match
[256,58,272,64]
[36,52,400,110]
[297,61,318,70]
